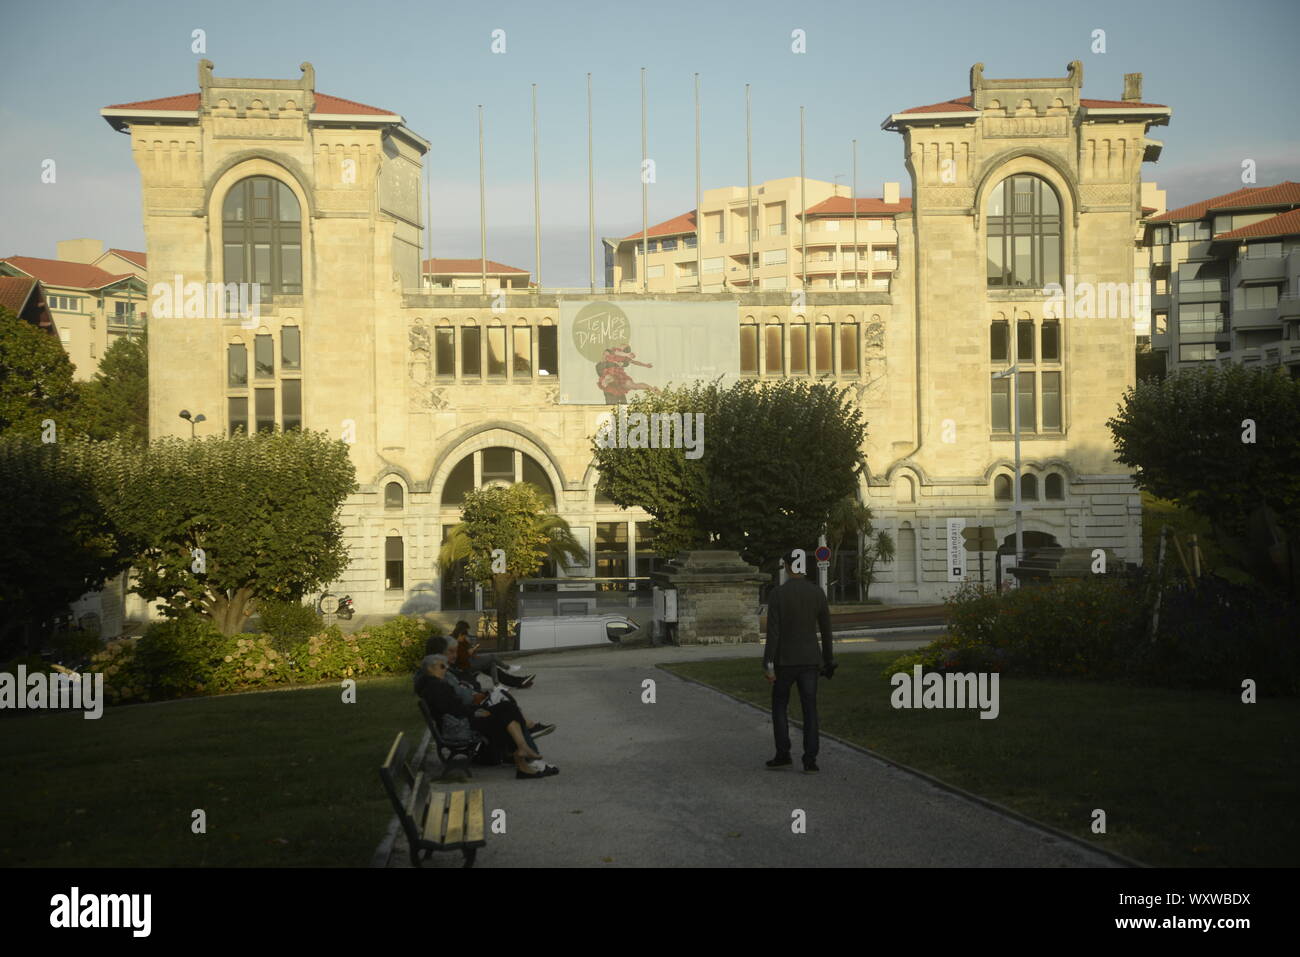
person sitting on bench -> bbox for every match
[449,620,536,689]
[416,654,559,779]
[420,636,555,739]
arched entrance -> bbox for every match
[996,530,1060,591]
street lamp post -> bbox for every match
[991,366,1024,566]
[178,409,206,438]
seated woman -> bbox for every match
[416,654,559,779]
[450,620,536,689]
[421,635,553,738]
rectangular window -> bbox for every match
[1040,321,1060,361]
[1154,311,1168,335]
[702,257,724,274]
[482,447,514,485]
[224,244,243,284]
[255,388,275,434]
[1238,285,1280,310]
[512,326,532,377]
[1041,371,1061,431]
[740,326,758,375]
[634,521,660,579]
[228,343,248,387]
[991,378,1011,432]
[815,325,833,374]
[595,522,628,578]
[254,334,274,379]
[487,327,507,377]
[280,244,302,292]
[1245,242,1283,259]
[385,536,404,591]
[1152,226,1171,245]
[538,326,558,377]
[790,324,809,375]
[282,379,302,431]
[1017,372,1036,432]
[840,324,859,374]
[461,326,481,377]
[764,325,783,374]
[435,327,455,378]
[647,265,665,279]
[684,236,697,248]
[661,239,677,252]
[228,396,248,436]
[762,248,787,265]
[986,236,1005,285]
[1179,343,1217,362]
[990,322,1009,362]
[281,326,301,370]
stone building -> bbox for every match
[100,59,1163,618]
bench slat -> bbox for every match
[424,791,448,845]
[465,789,485,844]
[445,790,466,846]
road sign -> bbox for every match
[962,525,997,552]
[814,545,831,562]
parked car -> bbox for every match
[517,614,640,651]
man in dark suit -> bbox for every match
[763,550,836,773]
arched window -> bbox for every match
[896,475,915,504]
[384,482,404,509]
[1045,473,1065,500]
[440,446,556,507]
[1021,474,1038,500]
[986,174,1061,288]
[994,475,1012,501]
[223,177,302,297]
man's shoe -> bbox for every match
[802,760,820,774]
[765,754,792,770]
[528,722,555,738]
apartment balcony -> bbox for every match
[108,313,146,332]
[1237,256,1287,283]
[1279,293,1300,321]
[1231,307,1284,332]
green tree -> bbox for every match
[80,332,148,445]
[94,430,358,635]
[592,379,867,571]
[824,494,895,601]
[1107,365,1300,591]
[439,483,587,648]
[0,437,130,657]
[0,304,84,440]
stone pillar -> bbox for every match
[651,550,769,645]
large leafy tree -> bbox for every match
[0,437,130,657]
[592,379,868,571]
[94,430,358,635]
[439,483,587,649]
[80,332,148,445]
[0,304,84,440]
[1107,365,1300,591]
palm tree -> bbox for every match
[438,484,588,649]
[824,494,894,601]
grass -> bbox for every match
[662,651,1299,868]
[0,676,424,867]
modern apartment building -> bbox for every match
[604,176,909,293]
[422,257,531,292]
[1142,182,1300,375]
[99,59,1160,621]
[0,239,147,378]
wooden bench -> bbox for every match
[379,732,487,868]
[417,697,486,778]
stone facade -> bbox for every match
[103,60,1166,616]
[651,551,769,644]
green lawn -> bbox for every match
[0,676,424,867]
[663,652,1299,868]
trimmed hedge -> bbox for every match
[88,614,441,705]
[887,576,1298,696]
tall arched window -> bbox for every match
[1045,473,1065,500]
[223,177,302,297]
[384,482,404,509]
[1021,474,1038,500]
[994,475,1012,501]
[986,174,1061,288]
[897,524,917,584]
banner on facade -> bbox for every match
[558,300,739,404]
[947,518,968,582]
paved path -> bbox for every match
[395,640,1118,868]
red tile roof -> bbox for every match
[0,256,136,290]
[104,91,394,116]
[622,211,698,241]
[897,94,1167,114]
[1213,207,1300,241]
[422,258,529,275]
[801,196,912,216]
[0,276,38,315]
[1151,182,1300,223]
[107,248,147,268]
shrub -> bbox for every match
[256,599,324,652]
[87,638,145,705]
[127,616,230,700]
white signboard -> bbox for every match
[558,300,739,404]
[946,518,968,582]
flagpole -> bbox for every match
[745,83,753,290]
[532,83,541,289]
[641,66,648,293]
[587,72,595,293]
[478,104,487,295]
[695,72,702,293]
[800,105,806,290]
[852,138,858,289]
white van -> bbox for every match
[517,615,640,651]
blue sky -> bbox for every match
[2,0,1297,286]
